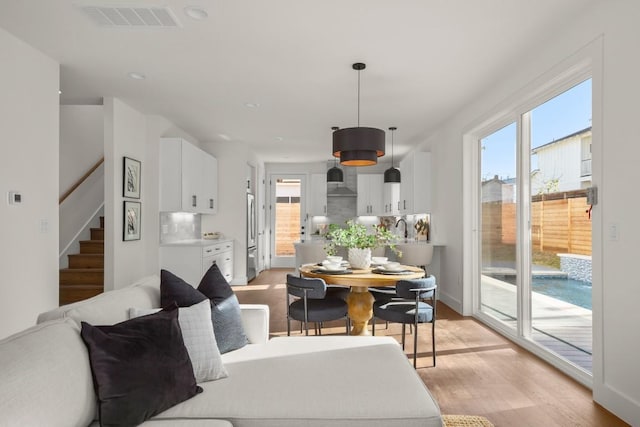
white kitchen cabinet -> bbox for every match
[160,137,218,214]
[160,240,234,286]
[202,154,218,214]
[201,240,233,282]
[383,182,400,216]
[357,174,384,216]
[308,174,327,215]
[398,152,431,214]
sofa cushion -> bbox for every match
[160,269,208,306]
[198,264,248,353]
[37,275,160,325]
[81,304,202,427]
[155,336,442,427]
[129,300,228,383]
[0,318,96,427]
[161,268,248,354]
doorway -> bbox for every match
[269,175,306,268]
[476,78,593,375]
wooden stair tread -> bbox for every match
[61,216,105,305]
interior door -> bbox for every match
[269,174,306,268]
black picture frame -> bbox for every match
[123,201,141,241]
[123,157,141,199]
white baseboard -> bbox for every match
[231,276,248,286]
[594,382,640,426]
[438,291,462,314]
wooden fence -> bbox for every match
[482,190,592,256]
[275,202,300,256]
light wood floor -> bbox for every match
[234,268,628,427]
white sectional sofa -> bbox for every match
[0,275,442,427]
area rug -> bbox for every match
[442,414,495,427]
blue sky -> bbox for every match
[481,79,592,180]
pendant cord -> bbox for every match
[357,69,361,127]
[391,130,394,166]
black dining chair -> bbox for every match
[286,274,350,336]
[372,276,437,368]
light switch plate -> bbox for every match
[8,191,22,205]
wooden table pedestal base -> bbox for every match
[346,287,375,336]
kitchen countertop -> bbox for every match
[296,239,445,246]
[160,238,233,247]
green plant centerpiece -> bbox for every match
[325,220,400,269]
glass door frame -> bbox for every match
[268,173,306,269]
[466,61,596,388]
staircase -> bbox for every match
[59,216,104,305]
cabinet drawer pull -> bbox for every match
[192,195,197,207]
[210,198,214,209]
[205,249,212,254]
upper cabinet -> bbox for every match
[398,152,431,215]
[383,182,400,216]
[160,138,218,214]
[308,174,327,215]
[357,174,384,216]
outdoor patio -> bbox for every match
[480,274,592,372]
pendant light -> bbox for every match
[327,127,344,182]
[332,63,385,166]
[384,126,402,183]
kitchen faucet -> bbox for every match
[395,218,408,240]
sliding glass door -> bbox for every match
[477,79,593,373]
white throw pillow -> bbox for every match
[129,300,228,383]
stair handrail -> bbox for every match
[59,157,105,204]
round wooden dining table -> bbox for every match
[299,264,425,336]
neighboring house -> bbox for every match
[531,127,592,194]
[481,175,516,203]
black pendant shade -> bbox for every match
[332,127,385,166]
[332,63,385,166]
[327,165,344,182]
[384,166,401,183]
[384,126,401,183]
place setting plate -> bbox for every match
[311,267,352,275]
[371,268,411,275]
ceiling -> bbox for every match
[0,0,598,164]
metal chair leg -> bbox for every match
[432,321,436,367]
[401,324,406,350]
[413,322,418,368]
[287,316,291,336]
[372,317,376,336]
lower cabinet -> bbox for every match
[160,240,234,286]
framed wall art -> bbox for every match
[123,201,141,241]
[123,156,141,199]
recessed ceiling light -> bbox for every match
[244,102,260,108]
[184,6,208,20]
[127,72,146,80]
[58,90,62,95]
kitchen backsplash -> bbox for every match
[160,212,201,244]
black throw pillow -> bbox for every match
[160,269,208,307]
[198,263,248,354]
[80,304,202,427]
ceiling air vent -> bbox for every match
[79,5,181,28]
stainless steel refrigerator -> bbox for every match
[247,193,257,281]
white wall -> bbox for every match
[421,1,640,423]
[0,28,59,338]
[103,98,148,290]
[59,105,103,195]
